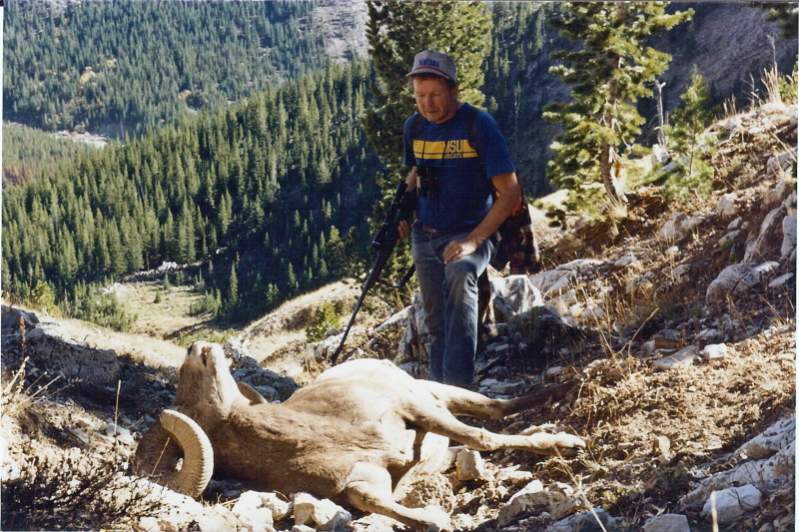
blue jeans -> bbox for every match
[411,223,494,386]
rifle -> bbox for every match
[330,181,416,364]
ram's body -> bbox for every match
[135,342,584,530]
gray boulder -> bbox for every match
[642,514,690,532]
[701,485,761,525]
[706,262,780,304]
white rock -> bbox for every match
[706,262,780,304]
[735,417,795,460]
[136,516,162,532]
[496,467,534,485]
[652,143,671,165]
[780,214,796,260]
[529,259,605,294]
[0,435,20,482]
[702,485,761,524]
[653,346,699,371]
[665,245,680,257]
[293,493,349,528]
[769,272,794,288]
[545,366,564,379]
[701,344,727,361]
[716,193,737,219]
[497,480,547,527]
[681,440,794,510]
[232,491,276,532]
[728,217,742,230]
[456,449,487,481]
[491,275,545,321]
[642,513,690,532]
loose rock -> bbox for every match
[702,485,762,524]
[642,513,691,532]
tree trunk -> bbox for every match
[600,144,626,204]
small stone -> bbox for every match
[702,485,762,524]
[545,366,564,380]
[701,344,727,361]
[728,217,742,230]
[654,435,672,462]
[496,467,534,486]
[768,272,794,288]
[642,513,691,532]
[665,245,680,257]
[136,516,161,532]
[780,215,796,260]
[293,493,348,528]
[456,449,488,481]
[614,253,638,267]
[717,193,737,219]
[696,328,721,345]
[653,345,699,371]
[291,526,315,532]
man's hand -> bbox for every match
[398,220,411,240]
[442,237,481,264]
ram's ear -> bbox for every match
[237,381,268,405]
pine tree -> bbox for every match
[544,2,693,206]
[228,262,239,307]
[665,65,714,199]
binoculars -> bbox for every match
[417,165,439,199]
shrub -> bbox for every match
[1,442,164,530]
[188,291,221,317]
[73,291,137,332]
[305,301,344,342]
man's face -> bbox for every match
[412,76,458,124]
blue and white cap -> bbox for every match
[407,50,458,84]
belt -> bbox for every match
[419,224,446,236]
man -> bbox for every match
[398,49,521,386]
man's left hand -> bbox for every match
[443,237,481,264]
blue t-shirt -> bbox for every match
[403,103,515,232]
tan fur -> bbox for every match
[136,342,584,530]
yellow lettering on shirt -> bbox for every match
[413,139,478,160]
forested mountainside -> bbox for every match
[484,2,797,195]
[3,0,328,137]
[3,62,380,323]
[3,122,96,185]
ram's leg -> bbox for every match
[420,381,508,419]
[421,380,574,419]
[345,462,451,531]
[404,404,584,456]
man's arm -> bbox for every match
[442,171,521,264]
[398,167,418,240]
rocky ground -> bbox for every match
[1,102,795,531]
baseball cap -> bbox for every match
[407,50,458,84]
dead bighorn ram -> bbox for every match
[135,341,584,530]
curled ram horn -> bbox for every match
[134,409,214,498]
